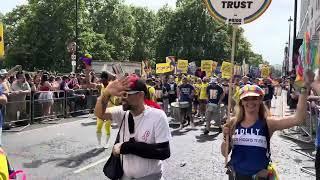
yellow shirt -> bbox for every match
[0,148,8,180]
[194,83,201,96]
[147,85,156,101]
[199,83,209,100]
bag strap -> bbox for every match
[114,111,127,145]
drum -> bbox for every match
[207,103,218,112]
[170,102,190,123]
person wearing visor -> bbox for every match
[95,75,171,180]
[221,79,311,179]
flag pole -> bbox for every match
[225,25,237,166]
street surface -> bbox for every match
[3,91,316,180]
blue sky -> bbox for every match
[1,0,294,65]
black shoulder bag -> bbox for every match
[103,112,127,180]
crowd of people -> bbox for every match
[1,63,320,179]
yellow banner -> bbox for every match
[221,61,233,79]
[177,59,188,74]
[0,23,4,58]
[261,66,270,78]
[156,63,171,74]
[201,60,213,72]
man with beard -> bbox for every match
[95,75,171,180]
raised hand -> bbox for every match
[104,77,130,97]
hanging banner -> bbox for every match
[201,60,213,72]
[203,0,272,25]
[156,63,171,74]
[0,23,4,59]
[177,59,188,74]
[221,61,233,79]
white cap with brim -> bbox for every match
[240,92,261,100]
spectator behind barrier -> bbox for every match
[8,72,31,121]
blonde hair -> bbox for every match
[228,98,270,133]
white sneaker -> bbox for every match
[104,136,110,149]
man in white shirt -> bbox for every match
[95,75,171,180]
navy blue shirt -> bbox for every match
[206,83,223,104]
[230,119,270,176]
[179,84,194,102]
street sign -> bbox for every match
[67,42,77,53]
[203,0,272,25]
[71,54,76,61]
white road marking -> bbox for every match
[73,156,109,174]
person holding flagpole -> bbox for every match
[221,71,313,179]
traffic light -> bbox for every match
[0,23,4,58]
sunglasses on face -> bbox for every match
[122,91,142,98]
[242,96,260,101]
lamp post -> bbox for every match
[288,16,293,73]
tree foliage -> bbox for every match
[1,0,265,72]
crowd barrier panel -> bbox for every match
[3,92,32,132]
[32,90,66,124]
[65,89,99,117]
[299,101,314,142]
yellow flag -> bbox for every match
[261,66,270,78]
[177,59,188,74]
[201,60,213,72]
[0,23,4,58]
[221,61,233,79]
[156,63,171,74]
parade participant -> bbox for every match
[260,78,274,109]
[154,79,167,110]
[95,75,171,180]
[177,77,195,128]
[287,75,298,110]
[221,72,312,179]
[221,78,229,121]
[161,77,170,115]
[146,78,156,101]
[204,78,225,134]
[240,76,251,87]
[198,77,209,121]
[193,78,201,117]
[95,71,120,149]
[165,75,177,104]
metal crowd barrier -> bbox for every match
[299,101,315,142]
[32,90,65,124]
[3,89,100,131]
[3,92,32,132]
[65,89,99,118]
